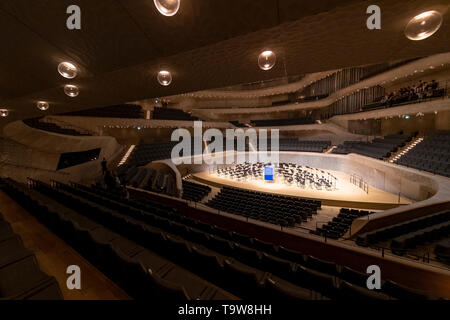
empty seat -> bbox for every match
[263,278,319,301]
[260,253,293,277]
[147,269,191,301]
[382,281,430,300]
[303,255,338,275]
[290,265,337,299]
[337,281,392,300]
[0,256,55,299]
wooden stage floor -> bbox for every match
[192,169,412,210]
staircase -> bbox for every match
[388,136,424,163]
[183,175,219,204]
[201,187,220,204]
[325,145,337,154]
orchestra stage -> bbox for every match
[191,169,412,210]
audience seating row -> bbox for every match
[67,182,436,300]
[65,181,438,299]
[120,167,177,197]
[23,118,90,136]
[1,179,229,300]
[207,186,321,227]
[63,104,144,119]
[356,210,450,256]
[5,180,434,300]
[26,180,333,300]
[266,139,331,153]
[182,180,211,202]
[311,208,372,239]
[395,131,450,178]
[0,210,63,300]
[333,133,416,160]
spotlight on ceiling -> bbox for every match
[405,10,443,41]
[37,101,49,111]
[154,0,180,16]
[64,84,79,97]
[157,70,172,86]
[0,109,9,117]
[258,50,276,71]
[58,62,78,79]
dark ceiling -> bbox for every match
[1,0,450,129]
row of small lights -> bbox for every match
[0,5,444,118]
[118,145,136,166]
[389,137,424,163]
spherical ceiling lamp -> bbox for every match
[405,10,443,41]
[154,0,180,16]
[0,109,9,117]
[64,84,79,97]
[258,50,276,71]
[58,62,78,79]
[37,101,49,111]
[157,70,172,86]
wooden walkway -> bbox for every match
[0,191,131,300]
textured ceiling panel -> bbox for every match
[0,0,449,131]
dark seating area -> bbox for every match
[182,181,211,202]
[333,133,416,160]
[124,139,206,168]
[395,131,450,178]
[23,118,91,136]
[0,179,229,300]
[63,104,144,119]
[207,186,321,227]
[1,178,437,300]
[0,211,63,300]
[251,118,314,127]
[267,139,331,153]
[356,210,450,256]
[123,142,178,168]
[311,208,373,239]
[117,167,177,197]
[152,107,198,121]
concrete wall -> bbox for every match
[1,120,123,184]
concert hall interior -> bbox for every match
[1,0,450,303]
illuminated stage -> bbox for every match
[192,168,412,210]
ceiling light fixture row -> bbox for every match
[15,8,442,117]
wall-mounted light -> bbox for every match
[64,84,79,97]
[37,101,49,111]
[0,109,9,117]
[405,11,443,40]
[157,70,172,86]
[154,0,180,16]
[58,62,78,79]
[258,50,276,71]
